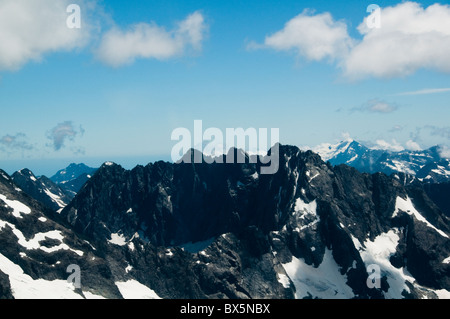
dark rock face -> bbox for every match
[0,270,13,299]
[1,145,450,299]
[58,145,450,298]
[423,182,450,218]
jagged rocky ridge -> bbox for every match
[1,145,449,299]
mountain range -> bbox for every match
[0,145,449,299]
[312,139,450,183]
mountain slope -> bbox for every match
[0,169,126,299]
[11,169,72,212]
[59,145,450,299]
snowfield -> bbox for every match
[282,249,355,299]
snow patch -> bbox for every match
[44,188,66,208]
[83,291,106,299]
[282,249,354,299]
[434,289,450,299]
[0,252,83,299]
[108,233,127,246]
[393,196,448,238]
[115,279,161,299]
[0,194,31,218]
[0,172,9,180]
[1,219,83,256]
[43,189,66,209]
[294,198,320,230]
[277,273,290,288]
[166,249,174,257]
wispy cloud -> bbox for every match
[395,88,450,96]
[370,139,404,152]
[47,121,84,151]
[0,133,33,152]
[439,145,450,158]
[427,125,450,140]
[352,99,398,114]
[389,125,404,133]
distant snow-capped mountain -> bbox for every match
[50,163,97,196]
[312,139,450,183]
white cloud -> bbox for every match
[257,2,450,79]
[405,140,421,151]
[438,145,450,158]
[371,139,404,152]
[340,132,353,142]
[96,11,207,67]
[263,10,352,62]
[0,0,94,71]
[344,2,450,79]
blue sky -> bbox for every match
[0,0,450,176]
